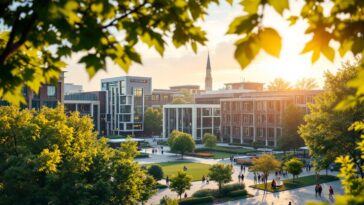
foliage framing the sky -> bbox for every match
[0,0,222,105]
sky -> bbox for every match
[63,0,353,91]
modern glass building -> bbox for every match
[101,76,152,136]
[163,104,220,140]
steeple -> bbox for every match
[205,52,212,91]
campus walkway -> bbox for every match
[136,147,343,205]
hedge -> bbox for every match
[228,190,248,197]
[187,152,214,158]
[192,189,215,198]
[155,183,168,189]
[179,196,214,205]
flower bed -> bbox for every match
[188,152,214,157]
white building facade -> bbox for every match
[163,104,220,140]
[101,76,152,136]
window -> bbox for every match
[47,86,56,97]
[133,88,143,97]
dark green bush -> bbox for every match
[179,196,214,205]
[228,190,248,197]
[147,165,164,180]
[221,183,245,195]
[191,189,216,197]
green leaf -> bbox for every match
[191,42,197,53]
[234,35,261,69]
[226,14,258,34]
[240,0,261,14]
[258,27,281,57]
[322,46,335,62]
[79,54,105,78]
[338,40,353,57]
[311,49,320,63]
[267,0,289,15]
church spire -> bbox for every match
[205,52,212,91]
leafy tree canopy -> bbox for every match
[208,163,233,192]
[144,107,162,136]
[169,171,192,201]
[0,105,156,205]
[0,0,222,105]
[202,133,217,148]
[278,104,305,151]
[228,0,364,69]
[295,78,318,90]
[299,62,364,178]
[283,158,304,180]
[169,131,195,159]
[267,78,291,91]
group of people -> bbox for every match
[253,173,267,184]
[151,146,164,155]
[201,175,210,184]
[315,184,334,199]
[238,173,245,183]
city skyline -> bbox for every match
[63,0,353,92]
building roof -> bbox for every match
[152,89,178,94]
[170,85,200,89]
[65,91,105,101]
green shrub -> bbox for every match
[147,165,164,180]
[221,183,245,195]
[228,190,248,197]
[179,196,214,205]
[191,189,215,197]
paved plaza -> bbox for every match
[137,144,343,205]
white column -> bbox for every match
[162,107,166,138]
[240,126,243,144]
[192,107,197,140]
[176,108,179,131]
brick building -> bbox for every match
[220,90,322,146]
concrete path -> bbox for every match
[136,147,343,205]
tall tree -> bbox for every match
[267,78,291,91]
[251,154,281,191]
[169,131,195,159]
[299,62,364,178]
[0,1,217,105]
[169,171,192,201]
[0,105,156,205]
[278,104,305,152]
[144,107,162,136]
[295,78,318,90]
[208,163,233,193]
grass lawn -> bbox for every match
[192,146,257,159]
[148,161,211,181]
[250,175,339,192]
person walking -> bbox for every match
[166,176,169,186]
[258,174,261,183]
[318,184,323,197]
[206,177,209,184]
[184,193,187,198]
[238,174,241,183]
[254,174,257,184]
[329,186,334,200]
[315,184,319,197]
[288,202,292,205]
[241,173,244,182]
[202,175,206,183]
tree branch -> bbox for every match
[0,13,36,65]
[102,1,148,29]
